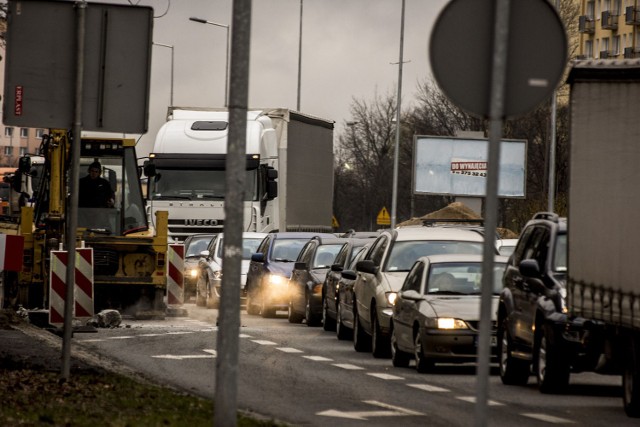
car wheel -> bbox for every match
[498,317,530,385]
[288,299,304,323]
[372,311,391,358]
[536,323,570,394]
[305,293,321,327]
[205,278,219,309]
[322,296,336,332]
[246,288,259,315]
[336,297,352,340]
[624,340,640,418]
[353,303,371,352]
[391,325,410,368]
[414,330,435,373]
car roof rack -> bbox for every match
[422,218,485,227]
[532,212,559,223]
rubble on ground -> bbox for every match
[87,309,122,328]
[397,201,518,239]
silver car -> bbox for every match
[352,225,489,358]
[391,254,507,372]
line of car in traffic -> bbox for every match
[181,219,512,374]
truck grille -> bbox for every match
[93,249,119,276]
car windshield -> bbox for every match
[426,262,506,295]
[554,233,567,272]
[312,244,344,268]
[385,240,484,272]
[271,239,310,262]
[185,236,214,257]
[216,237,265,260]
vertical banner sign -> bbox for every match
[167,244,185,305]
[49,251,68,327]
[0,234,25,271]
[74,248,94,319]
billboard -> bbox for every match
[413,136,526,198]
[3,0,153,133]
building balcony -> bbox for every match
[625,6,640,25]
[579,15,595,33]
[601,10,619,30]
[624,47,640,58]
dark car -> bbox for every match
[245,232,335,318]
[182,233,216,304]
[335,244,371,341]
[322,238,375,332]
[391,254,507,372]
[288,236,348,326]
[497,212,568,393]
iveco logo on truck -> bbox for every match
[186,219,219,226]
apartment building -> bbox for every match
[578,0,640,58]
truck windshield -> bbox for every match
[149,169,258,201]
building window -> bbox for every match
[35,129,45,138]
[613,35,620,55]
[4,146,13,156]
[585,40,594,58]
[4,127,13,137]
[20,128,28,138]
[19,147,27,156]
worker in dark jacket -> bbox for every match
[79,161,115,208]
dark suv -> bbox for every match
[497,212,568,393]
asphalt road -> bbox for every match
[73,303,630,426]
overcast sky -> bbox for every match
[100,0,449,157]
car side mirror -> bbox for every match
[341,270,357,280]
[519,259,541,277]
[356,259,378,275]
[330,264,343,272]
[200,250,210,258]
[294,261,306,270]
[399,290,422,301]
[251,253,265,263]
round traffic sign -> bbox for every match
[429,0,567,118]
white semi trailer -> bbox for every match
[562,59,640,417]
[143,107,335,240]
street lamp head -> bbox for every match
[189,17,208,24]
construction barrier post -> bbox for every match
[49,250,67,328]
[166,243,187,317]
[74,248,94,320]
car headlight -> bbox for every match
[386,292,397,305]
[188,268,198,278]
[267,274,286,286]
[426,318,469,329]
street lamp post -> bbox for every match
[391,0,406,229]
[297,0,303,111]
[153,42,174,107]
[189,17,230,107]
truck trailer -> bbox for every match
[144,107,335,240]
[564,59,640,417]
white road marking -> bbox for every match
[251,340,277,345]
[78,339,105,343]
[521,413,575,424]
[407,383,450,393]
[166,331,195,335]
[152,349,217,360]
[239,333,253,338]
[109,336,135,339]
[303,355,333,362]
[138,333,163,337]
[456,396,504,406]
[333,363,365,370]
[317,400,423,420]
[367,373,404,380]
[277,347,304,353]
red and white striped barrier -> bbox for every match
[49,248,95,327]
[74,248,94,319]
[167,244,185,305]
